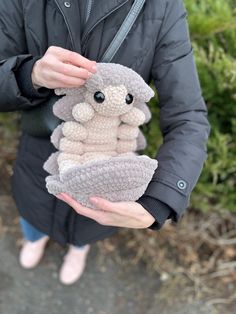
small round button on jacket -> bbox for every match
[177,180,187,190]
[64,2,71,8]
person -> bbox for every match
[0,0,210,285]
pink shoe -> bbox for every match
[59,244,90,285]
[19,236,49,269]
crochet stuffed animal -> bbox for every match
[44,63,158,208]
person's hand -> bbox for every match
[56,193,156,229]
[31,46,97,89]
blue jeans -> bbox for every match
[19,217,85,248]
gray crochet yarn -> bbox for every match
[44,63,158,205]
[45,155,157,208]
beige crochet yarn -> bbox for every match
[44,63,158,207]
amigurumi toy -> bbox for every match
[44,63,158,208]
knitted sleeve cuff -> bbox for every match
[15,56,53,99]
[136,195,174,230]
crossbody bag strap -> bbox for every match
[101,0,146,63]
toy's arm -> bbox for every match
[72,102,95,123]
[62,121,88,141]
[120,107,145,127]
[117,124,139,140]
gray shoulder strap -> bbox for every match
[101,0,146,63]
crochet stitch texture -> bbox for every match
[44,63,158,208]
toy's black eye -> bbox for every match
[94,91,105,103]
[125,93,133,105]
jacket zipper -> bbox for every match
[53,0,129,53]
[81,0,129,47]
[85,0,94,23]
[54,0,76,50]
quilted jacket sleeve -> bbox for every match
[143,0,210,221]
[0,0,51,112]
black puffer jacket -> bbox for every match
[0,0,210,246]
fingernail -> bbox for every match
[90,197,98,203]
[56,194,64,200]
[91,64,97,73]
[87,71,93,78]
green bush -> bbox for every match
[144,0,236,212]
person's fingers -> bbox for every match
[56,193,105,221]
[68,53,97,73]
[56,194,153,228]
[33,47,97,89]
[67,52,97,73]
[89,197,152,219]
[56,193,127,226]
[51,61,93,80]
[49,71,86,87]
[89,197,129,215]
[52,47,97,73]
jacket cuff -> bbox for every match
[142,179,189,220]
[136,195,174,230]
[15,56,53,99]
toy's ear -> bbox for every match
[134,83,155,103]
[143,85,155,102]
